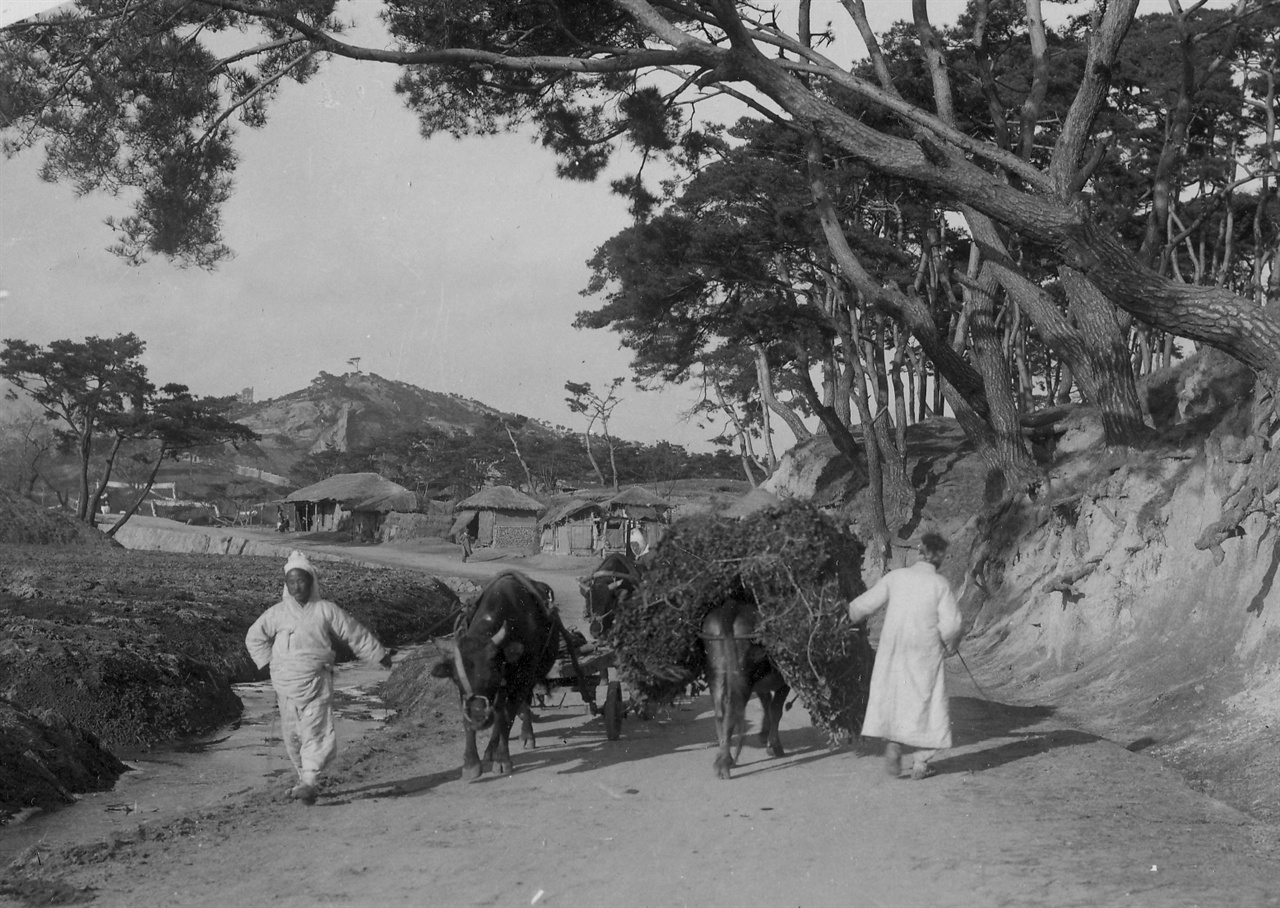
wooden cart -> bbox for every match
[539,640,636,741]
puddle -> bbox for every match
[0,656,400,864]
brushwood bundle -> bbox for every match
[605,502,873,744]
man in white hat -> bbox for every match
[246,550,392,804]
[628,525,648,557]
[843,531,963,780]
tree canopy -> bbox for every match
[5,0,1280,550]
[4,1,1277,368]
[0,333,258,527]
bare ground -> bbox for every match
[3,528,1278,907]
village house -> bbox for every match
[537,486,673,556]
[538,498,605,556]
[451,485,543,551]
[602,485,672,554]
[285,472,417,540]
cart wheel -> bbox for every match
[604,681,623,740]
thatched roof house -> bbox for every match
[605,486,672,520]
[456,485,543,513]
[285,472,416,537]
[585,486,673,556]
[452,485,544,551]
[538,498,605,556]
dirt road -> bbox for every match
[5,530,1278,907]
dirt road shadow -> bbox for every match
[935,695,1101,776]
[513,697,847,781]
[376,691,1083,790]
[324,767,459,804]
[934,728,1101,776]
[949,695,1057,746]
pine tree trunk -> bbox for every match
[1058,266,1149,442]
[754,344,811,444]
[106,448,167,538]
[76,430,92,522]
[583,430,605,486]
[965,254,1041,497]
[844,332,890,562]
[86,434,126,529]
[846,311,912,537]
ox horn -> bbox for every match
[491,623,508,647]
[452,637,473,698]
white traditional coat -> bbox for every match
[848,560,963,749]
[246,580,385,780]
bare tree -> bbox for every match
[566,378,625,490]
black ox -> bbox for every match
[578,551,642,638]
[431,570,567,781]
[701,599,790,780]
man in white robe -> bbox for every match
[845,532,963,780]
[245,550,391,804]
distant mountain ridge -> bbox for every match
[231,371,559,475]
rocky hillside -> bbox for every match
[232,370,559,475]
[962,415,1280,824]
[766,355,1279,823]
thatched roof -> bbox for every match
[607,486,672,510]
[538,498,602,529]
[456,485,543,513]
[286,473,417,513]
[448,510,477,542]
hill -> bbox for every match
[231,370,560,476]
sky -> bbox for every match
[0,1,1198,453]
[0,2,64,27]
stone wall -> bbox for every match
[494,525,538,550]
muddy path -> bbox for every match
[4,527,1278,906]
[0,658,395,871]
[5,665,1277,907]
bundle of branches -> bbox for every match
[606,502,871,744]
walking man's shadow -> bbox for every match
[932,696,1101,775]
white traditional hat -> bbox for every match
[284,549,317,578]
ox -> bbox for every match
[431,570,562,781]
[701,598,790,780]
[579,551,642,638]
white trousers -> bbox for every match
[277,668,337,783]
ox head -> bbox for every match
[430,615,527,731]
[580,555,640,637]
[581,575,633,638]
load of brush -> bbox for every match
[604,501,874,744]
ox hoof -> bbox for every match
[461,763,484,783]
[767,743,786,758]
[495,761,514,776]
